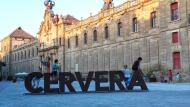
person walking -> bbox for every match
[132,57,143,74]
[122,65,132,86]
[167,69,173,83]
[51,59,59,80]
[128,57,148,90]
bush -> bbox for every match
[7,75,13,81]
[146,69,157,82]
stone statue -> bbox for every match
[103,0,113,10]
[44,0,55,10]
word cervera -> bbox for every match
[24,71,148,93]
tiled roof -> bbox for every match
[9,27,35,39]
[63,15,79,25]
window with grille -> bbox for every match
[18,52,20,60]
[84,33,87,44]
[93,30,97,42]
[68,38,70,48]
[172,32,179,43]
[59,38,62,46]
[28,49,30,58]
[173,52,181,69]
[24,50,26,59]
[132,17,138,32]
[36,48,38,56]
[171,2,179,21]
[32,48,34,57]
[150,11,156,28]
[105,25,109,39]
[15,53,17,61]
[117,22,122,36]
[21,52,24,60]
[75,35,78,47]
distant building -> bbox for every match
[0,27,35,79]
[11,40,39,75]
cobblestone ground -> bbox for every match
[0,81,190,107]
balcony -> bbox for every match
[39,42,59,52]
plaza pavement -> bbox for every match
[0,81,190,107]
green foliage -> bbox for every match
[146,65,159,78]
[146,69,156,78]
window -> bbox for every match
[132,17,138,32]
[21,52,23,60]
[93,30,97,42]
[28,49,30,58]
[12,54,14,61]
[59,38,62,46]
[68,38,70,48]
[84,33,87,44]
[24,50,26,59]
[171,2,179,21]
[105,25,109,39]
[172,32,179,43]
[75,35,78,47]
[117,22,122,36]
[32,48,34,57]
[173,52,181,69]
[36,48,38,56]
[151,11,156,28]
[18,52,20,60]
[15,53,17,61]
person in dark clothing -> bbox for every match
[131,57,144,78]
[128,57,148,90]
[132,57,142,71]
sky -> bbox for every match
[0,0,126,39]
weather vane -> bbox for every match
[44,0,55,9]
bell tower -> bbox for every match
[102,0,113,10]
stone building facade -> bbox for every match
[11,40,39,74]
[63,0,190,81]
[0,27,35,79]
[37,0,190,81]
[37,0,78,73]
